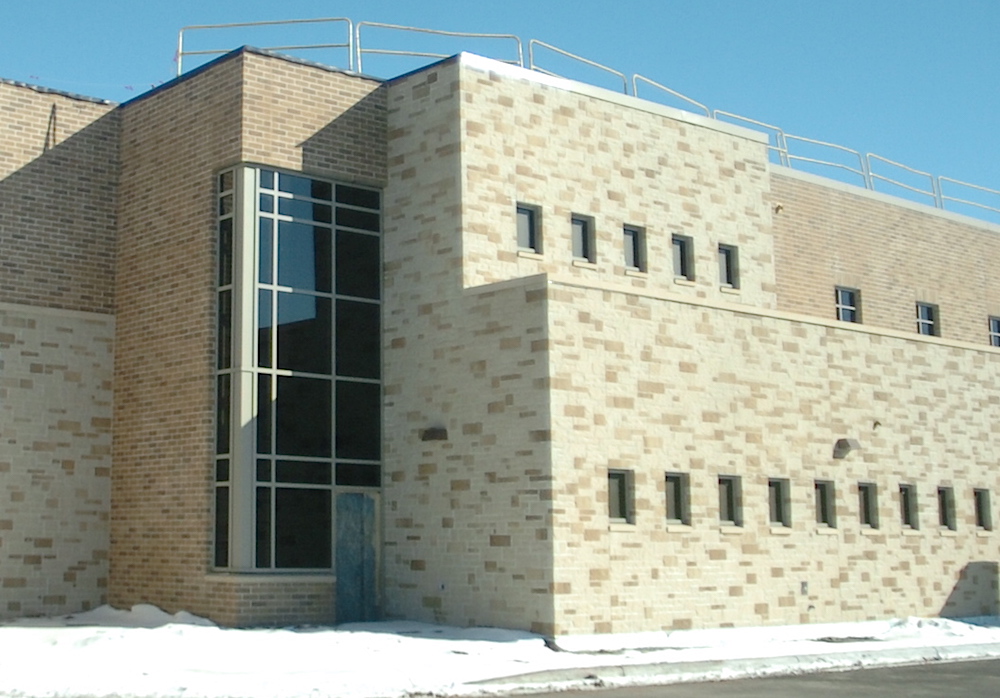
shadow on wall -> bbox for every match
[940,561,999,618]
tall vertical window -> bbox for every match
[571,215,595,262]
[672,235,694,280]
[916,302,939,336]
[989,317,1000,347]
[517,204,540,253]
[718,476,742,526]
[938,486,956,530]
[835,287,861,323]
[899,483,918,529]
[974,489,993,530]
[858,482,879,528]
[815,480,836,527]
[608,470,634,523]
[665,472,690,524]
[215,170,235,568]
[768,478,791,527]
[623,225,646,272]
[217,167,381,571]
[718,244,739,288]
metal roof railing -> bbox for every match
[177,18,354,75]
[174,18,1000,225]
[354,22,522,75]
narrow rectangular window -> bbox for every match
[768,478,791,527]
[623,225,646,272]
[916,302,939,336]
[718,475,742,526]
[899,483,918,529]
[571,215,595,262]
[835,287,861,323]
[815,480,836,527]
[989,317,1000,347]
[517,204,541,253]
[672,235,694,280]
[665,472,690,524]
[608,470,633,523]
[938,486,956,530]
[718,244,740,288]
[974,489,993,530]
[859,482,879,528]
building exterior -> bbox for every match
[2,45,999,635]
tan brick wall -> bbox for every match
[546,281,1000,634]
[241,52,385,185]
[112,50,386,625]
[0,81,118,313]
[771,169,1000,342]
[0,303,113,620]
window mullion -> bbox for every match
[228,166,260,570]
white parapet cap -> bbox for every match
[456,52,769,145]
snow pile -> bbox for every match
[1,606,1000,698]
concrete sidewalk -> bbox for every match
[475,640,1000,692]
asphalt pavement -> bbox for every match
[522,658,1000,697]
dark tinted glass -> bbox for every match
[276,460,332,485]
[256,459,271,482]
[277,222,331,292]
[336,185,380,210]
[216,374,230,455]
[278,173,332,201]
[274,488,331,568]
[217,290,231,369]
[255,487,271,568]
[257,290,272,367]
[276,376,331,457]
[259,170,274,189]
[219,218,233,286]
[219,171,234,192]
[278,198,332,223]
[336,300,379,379]
[214,486,229,567]
[215,459,230,482]
[257,374,272,454]
[260,193,274,213]
[336,232,380,299]
[277,293,331,374]
[219,193,233,216]
[259,218,273,283]
[336,207,380,232]
[336,380,380,460]
[336,463,380,487]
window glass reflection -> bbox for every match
[277,221,331,292]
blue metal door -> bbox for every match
[335,492,378,623]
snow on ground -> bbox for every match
[1,606,1000,698]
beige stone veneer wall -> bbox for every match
[547,283,1000,633]
[384,54,1000,635]
[0,304,113,619]
[382,57,557,633]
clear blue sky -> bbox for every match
[2,0,998,213]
